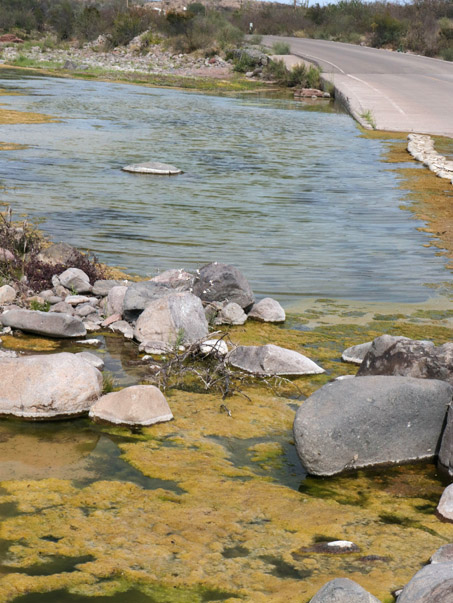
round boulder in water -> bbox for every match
[122,162,182,175]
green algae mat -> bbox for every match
[1,304,453,603]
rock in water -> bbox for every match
[293,375,453,476]
[122,162,182,175]
[0,353,102,419]
[397,563,453,602]
[193,262,254,309]
[437,484,453,522]
[309,578,381,602]
[1,309,86,338]
[89,385,173,426]
[248,297,286,323]
[134,292,208,346]
[228,344,324,376]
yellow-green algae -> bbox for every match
[1,315,453,602]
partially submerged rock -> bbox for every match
[248,297,285,323]
[0,352,102,419]
[1,309,86,338]
[122,161,182,175]
[437,484,453,522]
[341,341,373,365]
[89,385,173,426]
[193,262,254,309]
[293,376,453,476]
[75,351,105,370]
[134,292,208,346]
[397,562,453,602]
[309,578,380,602]
[228,344,324,376]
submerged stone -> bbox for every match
[228,344,324,376]
[309,578,381,602]
[122,161,182,175]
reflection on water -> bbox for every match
[0,73,450,303]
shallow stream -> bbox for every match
[0,70,453,602]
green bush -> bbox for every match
[109,12,145,48]
[232,52,261,73]
[76,6,103,41]
[263,59,321,88]
[371,12,406,47]
[440,46,453,61]
[272,41,291,54]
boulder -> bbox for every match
[293,376,453,476]
[397,563,453,602]
[92,279,129,297]
[0,248,15,262]
[89,385,173,426]
[342,342,373,365]
[0,285,16,305]
[248,297,285,323]
[122,281,171,321]
[59,268,92,294]
[356,336,453,383]
[228,344,324,376]
[431,544,453,564]
[309,578,381,602]
[193,262,254,309]
[37,242,78,266]
[1,309,86,338]
[438,404,453,478]
[199,339,229,357]
[134,292,208,346]
[214,302,247,325]
[151,268,195,290]
[437,484,453,522]
[106,285,128,317]
[122,162,182,175]
[0,352,102,419]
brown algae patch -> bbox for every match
[0,108,57,125]
[0,142,27,151]
[1,317,453,601]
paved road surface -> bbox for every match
[263,36,453,138]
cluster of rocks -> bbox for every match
[0,246,326,423]
[407,133,453,184]
[294,88,331,100]
[293,333,453,600]
[0,33,232,79]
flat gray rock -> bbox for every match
[122,162,182,175]
[309,578,381,602]
[89,385,173,426]
[397,563,453,602]
[293,375,453,476]
[0,352,102,419]
[437,484,453,523]
[1,309,86,338]
[134,292,208,346]
[248,297,285,323]
[228,344,324,376]
[193,262,254,309]
[123,281,172,321]
[341,341,373,364]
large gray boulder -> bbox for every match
[356,335,453,383]
[122,281,171,321]
[438,404,453,478]
[59,267,92,294]
[89,385,173,426]
[134,292,208,346]
[193,262,254,309]
[248,297,285,323]
[397,563,453,602]
[37,242,78,266]
[106,285,128,317]
[431,544,453,564]
[151,268,195,290]
[309,578,381,602]
[293,376,453,476]
[1,309,86,338]
[0,352,102,419]
[228,344,324,376]
[437,484,453,522]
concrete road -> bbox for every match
[262,36,453,138]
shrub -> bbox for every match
[109,11,145,48]
[263,59,321,88]
[272,41,290,55]
[441,46,453,60]
[371,12,406,47]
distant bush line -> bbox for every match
[0,0,451,60]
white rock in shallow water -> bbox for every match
[0,352,102,419]
[228,344,324,376]
[89,385,173,426]
[122,162,182,175]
